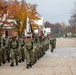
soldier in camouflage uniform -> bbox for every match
[32,35,38,64]
[10,36,19,67]
[4,36,10,62]
[2,37,6,64]
[50,38,56,52]
[0,35,6,65]
[0,34,2,66]
[37,36,41,60]
[18,37,25,63]
[25,35,33,69]
[53,37,56,49]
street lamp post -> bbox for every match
[59,27,60,38]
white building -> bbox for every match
[35,17,44,29]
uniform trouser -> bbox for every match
[6,49,10,61]
[36,48,39,59]
[32,51,37,63]
[51,44,54,52]
[47,43,49,50]
[38,47,41,58]
[34,50,37,61]
[26,51,32,65]
[0,50,2,64]
[19,49,22,60]
[2,49,6,62]
[19,49,25,61]
[21,49,25,60]
[10,49,18,63]
[40,46,43,57]
[42,45,45,55]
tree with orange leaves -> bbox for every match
[0,0,7,35]
[7,0,40,36]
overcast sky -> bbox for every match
[19,0,76,25]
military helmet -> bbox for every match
[5,36,8,38]
[12,36,16,39]
[19,36,22,38]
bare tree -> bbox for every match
[69,2,76,35]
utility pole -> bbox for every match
[59,27,60,38]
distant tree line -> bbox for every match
[44,21,72,37]
[69,2,76,36]
[45,2,76,37]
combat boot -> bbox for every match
[0,62,1,66]
[22,59,24,62]
[7,59,10,63]
[26,64,29,69]
[18,59,21,63]
[51,50,53,52]
[3,60,6,64]
[8,59,10,63]
[29,64,32,68]
[10,62,14,67]
[16,61,18,66]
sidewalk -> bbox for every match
[0,57,76,75]
[0,38,76,75]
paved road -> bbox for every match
[0,38,76,75]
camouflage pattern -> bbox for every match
[10,39,19,66]
[0,38,3,66]
[50,38,56,52]
[0,34,54,68]
[25,39,33,68]
[4,37,10,62]
[18,39,25,62]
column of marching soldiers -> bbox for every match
[0,34,56,69]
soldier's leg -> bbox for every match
[10,50,14,67]
[6,49,10,62]
[32,51,35,65]
[14,50,18,66]
[21,50,25,62]
[29,52,33,68]
[2,49,6,64]
[0,51,2,66]
[26,51,30,69]
[51,45,54,52]
[18,49,22,63]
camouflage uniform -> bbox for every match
[4,37,10,62]
[18,37,25,62]
[50,38,54,52]
[25,39,33,68]
[10,37,19,67]
[32,35,38,64]
[0,35,3,66]
[53,38,56,49]
[36,37,40,60]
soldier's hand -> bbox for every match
[2,47,4,50]
[32,50,35,52]
[40,46,42,48]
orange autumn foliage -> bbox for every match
[0,0,40,35]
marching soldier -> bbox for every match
[50,38,54,52]
[0,34,2,66]
[50,37,56,52]
[53,37,56,49]
[10,36,19,67]
[32,35,38,64]
[25,34,33,69]
[4,36,10,63]
[18,36,25,63]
